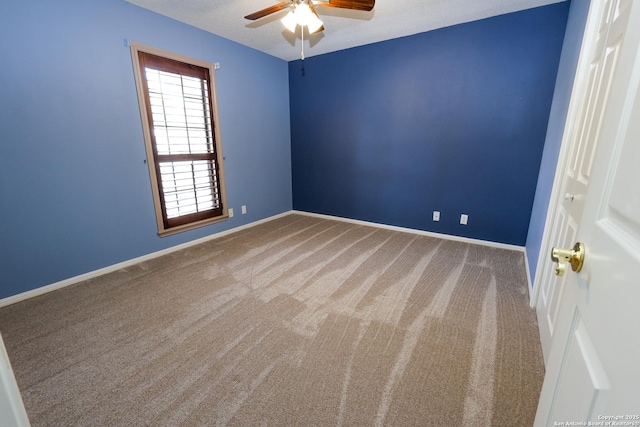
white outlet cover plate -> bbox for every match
[460,214,468,225]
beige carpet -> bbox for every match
[0,214,544,426]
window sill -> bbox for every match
[157,213,230,237]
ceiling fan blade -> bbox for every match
[244,2,291,20]
[315,0,375,12]
[309,3,325,33]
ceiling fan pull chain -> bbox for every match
[301,25,305,60]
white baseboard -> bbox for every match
[1,210,528,308]
[523,248,535,307]
[0,212,291,308]
[293,210,526,252]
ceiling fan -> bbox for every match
[245,0,375,59]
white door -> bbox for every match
[0,333,30,427]
[535,0,640,423]
[536,0,620,362]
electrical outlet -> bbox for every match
[228,208,234,218]
[433,211,440,221]
[242,205,247,215]
[460,214,468,225]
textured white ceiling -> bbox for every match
[123,0,567,61]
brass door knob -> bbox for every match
[551,242,585,276]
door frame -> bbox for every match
[0,333,30,427]
[530,0,602,309]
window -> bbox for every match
[131,43,227,236]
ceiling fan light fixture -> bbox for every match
[306,14,323,34]
[307,13,323,34]
[281,10,298,32]
[293,3,313,26]
[281,2,323,34]
[245,0,375,59]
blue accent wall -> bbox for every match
[290,3,570,246]
[0,0,292,299]
[526,0,591,284]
